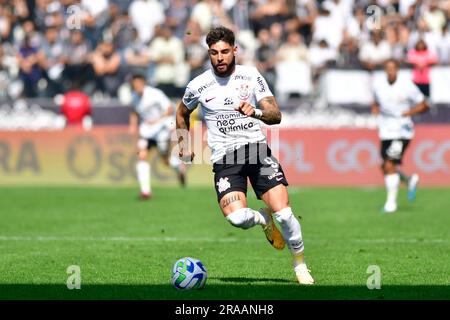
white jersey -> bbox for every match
[182,65,273,163]
[132,86,174,139]
[372,74,425,140]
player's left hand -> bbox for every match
[235,102,255,117]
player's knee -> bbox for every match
[383,160,396,173]
[274,207,294,225]
[138,151,148,161]
[226,208,252,229]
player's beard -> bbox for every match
[212,56,236,77]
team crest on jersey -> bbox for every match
[237,84,250,101]
[216,177,231,193]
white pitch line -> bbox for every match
[354,238,447,244]
[0,236,239,242]
[0,236,447,244]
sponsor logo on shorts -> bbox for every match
[216,177,231,193]
[268,172,283,180]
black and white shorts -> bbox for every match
[381,139,411,164]
[212,143,289,202]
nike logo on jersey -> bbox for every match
[206,97,216,103]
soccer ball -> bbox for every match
[171,257,207,290]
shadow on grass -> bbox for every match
[210,277,292,284]
[0,284,449,300]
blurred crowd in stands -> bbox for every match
[1,0,450,101]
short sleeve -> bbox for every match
[182,84,200,110]
[408,81,425,105]
[253,68,273,102]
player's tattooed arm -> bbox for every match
[176,101,195,161]
[236,97,281,125]
[257,96,282,125]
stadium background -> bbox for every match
[1,0,450,301]
[1,0,450,187]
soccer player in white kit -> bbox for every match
[176,26,314,284]
[129,74,186,200]
[372,59,428,213]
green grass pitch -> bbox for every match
[0,186,449,300]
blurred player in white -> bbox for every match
[129,74,185,200]
[372,59,428,213]
[176,26,314,284]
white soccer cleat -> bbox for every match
[294,263,315,285]
[382,201,397,213]
[259,207,285,250]
[408,173,419,201]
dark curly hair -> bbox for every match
[206,26,235,47]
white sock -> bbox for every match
[385,173,400,205]
[274,207,304,255]
[255,208,269,226]
[136,160,151,194]
[226,208,267,229]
